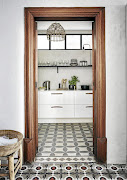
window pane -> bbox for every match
[82,35,92,49]
[38,35,49,49]
[66,35,80,49]
[51,40,65,49]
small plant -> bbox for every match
[69,76,80,89]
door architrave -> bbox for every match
[24,7,106,163]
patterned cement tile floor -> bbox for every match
[0,162,127,180]
[37,123,94,158]
[1,123,126,179]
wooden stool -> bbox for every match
[0,144,22,180]
[0,130,23,180]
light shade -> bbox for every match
[47,23,65,41]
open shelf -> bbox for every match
[38,65,92,73]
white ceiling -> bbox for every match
[37,21,92,31]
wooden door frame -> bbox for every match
[24,7,106,163]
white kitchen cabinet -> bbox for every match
[75,91,93,118]
[75,105,93,118]
[75,91,93,104]
[39,105,74,118]
[38,90,93,119]
[39,91,74,105]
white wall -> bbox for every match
[106,6,126,164]
[125,5,127,162]
[0,0,127,164]
[38,50,92,89]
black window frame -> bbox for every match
[38,34,92,50]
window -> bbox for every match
[37,34,92,50]
[82,35,92,49]
[51,40,65,49]
[66,35,80,49]
[38,35,49,49]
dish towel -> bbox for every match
[0,136,18,146]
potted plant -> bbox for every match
[68,76,80,90]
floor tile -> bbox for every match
[7,162,127,180]
[56,143,64,146]
[37,123,94,158]
[66,142,75,146]
[78,147,88,151]
[78,173,95,180]
[93,173,112,180]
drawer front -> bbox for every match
[39,105,74,118]
[39,91,74,105]
[75,91,93,105]
[75,105,93,118]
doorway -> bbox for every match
[24,7,106,163]
[37,20,94,162]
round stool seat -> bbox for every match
[0,130,23,157]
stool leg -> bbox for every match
[19,144,22,169]
[8,155,14,180]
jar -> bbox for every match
[79,61,82,66]
[80,61,87,66]
[82,61,87,66]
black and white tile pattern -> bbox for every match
[0,123,127,179]
[37,123,94,159]
[0,162,127,180]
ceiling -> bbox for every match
[37,21,93,31]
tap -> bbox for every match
[82,44,91,49]
[82,44,91,65]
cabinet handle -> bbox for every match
[86,93,93,94]
[86,106,93,108]
[51,93,63,95]
[51,106,63,108]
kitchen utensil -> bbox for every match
[71,59,77,63]
[47,62,50,66]
[81,85,89,90]
[58,61,62,66]
[43,81,50,90]
[62,60,65,66]
[70,63,78,66]
[66,60,69,66]
[53,61,57,66]
[70,59,78,66]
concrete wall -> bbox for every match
[0,0,126,164]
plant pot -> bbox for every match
[69,85,75,90]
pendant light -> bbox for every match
[47,23,65,41]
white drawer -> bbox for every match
[75,91,93,105]
[75,105,93,118]
[39,105,74,118]
[39,91,74,105]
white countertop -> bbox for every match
[38,89,93,92]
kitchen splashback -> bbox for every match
[38,50,92,89]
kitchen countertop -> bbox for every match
[38,89,93,92]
